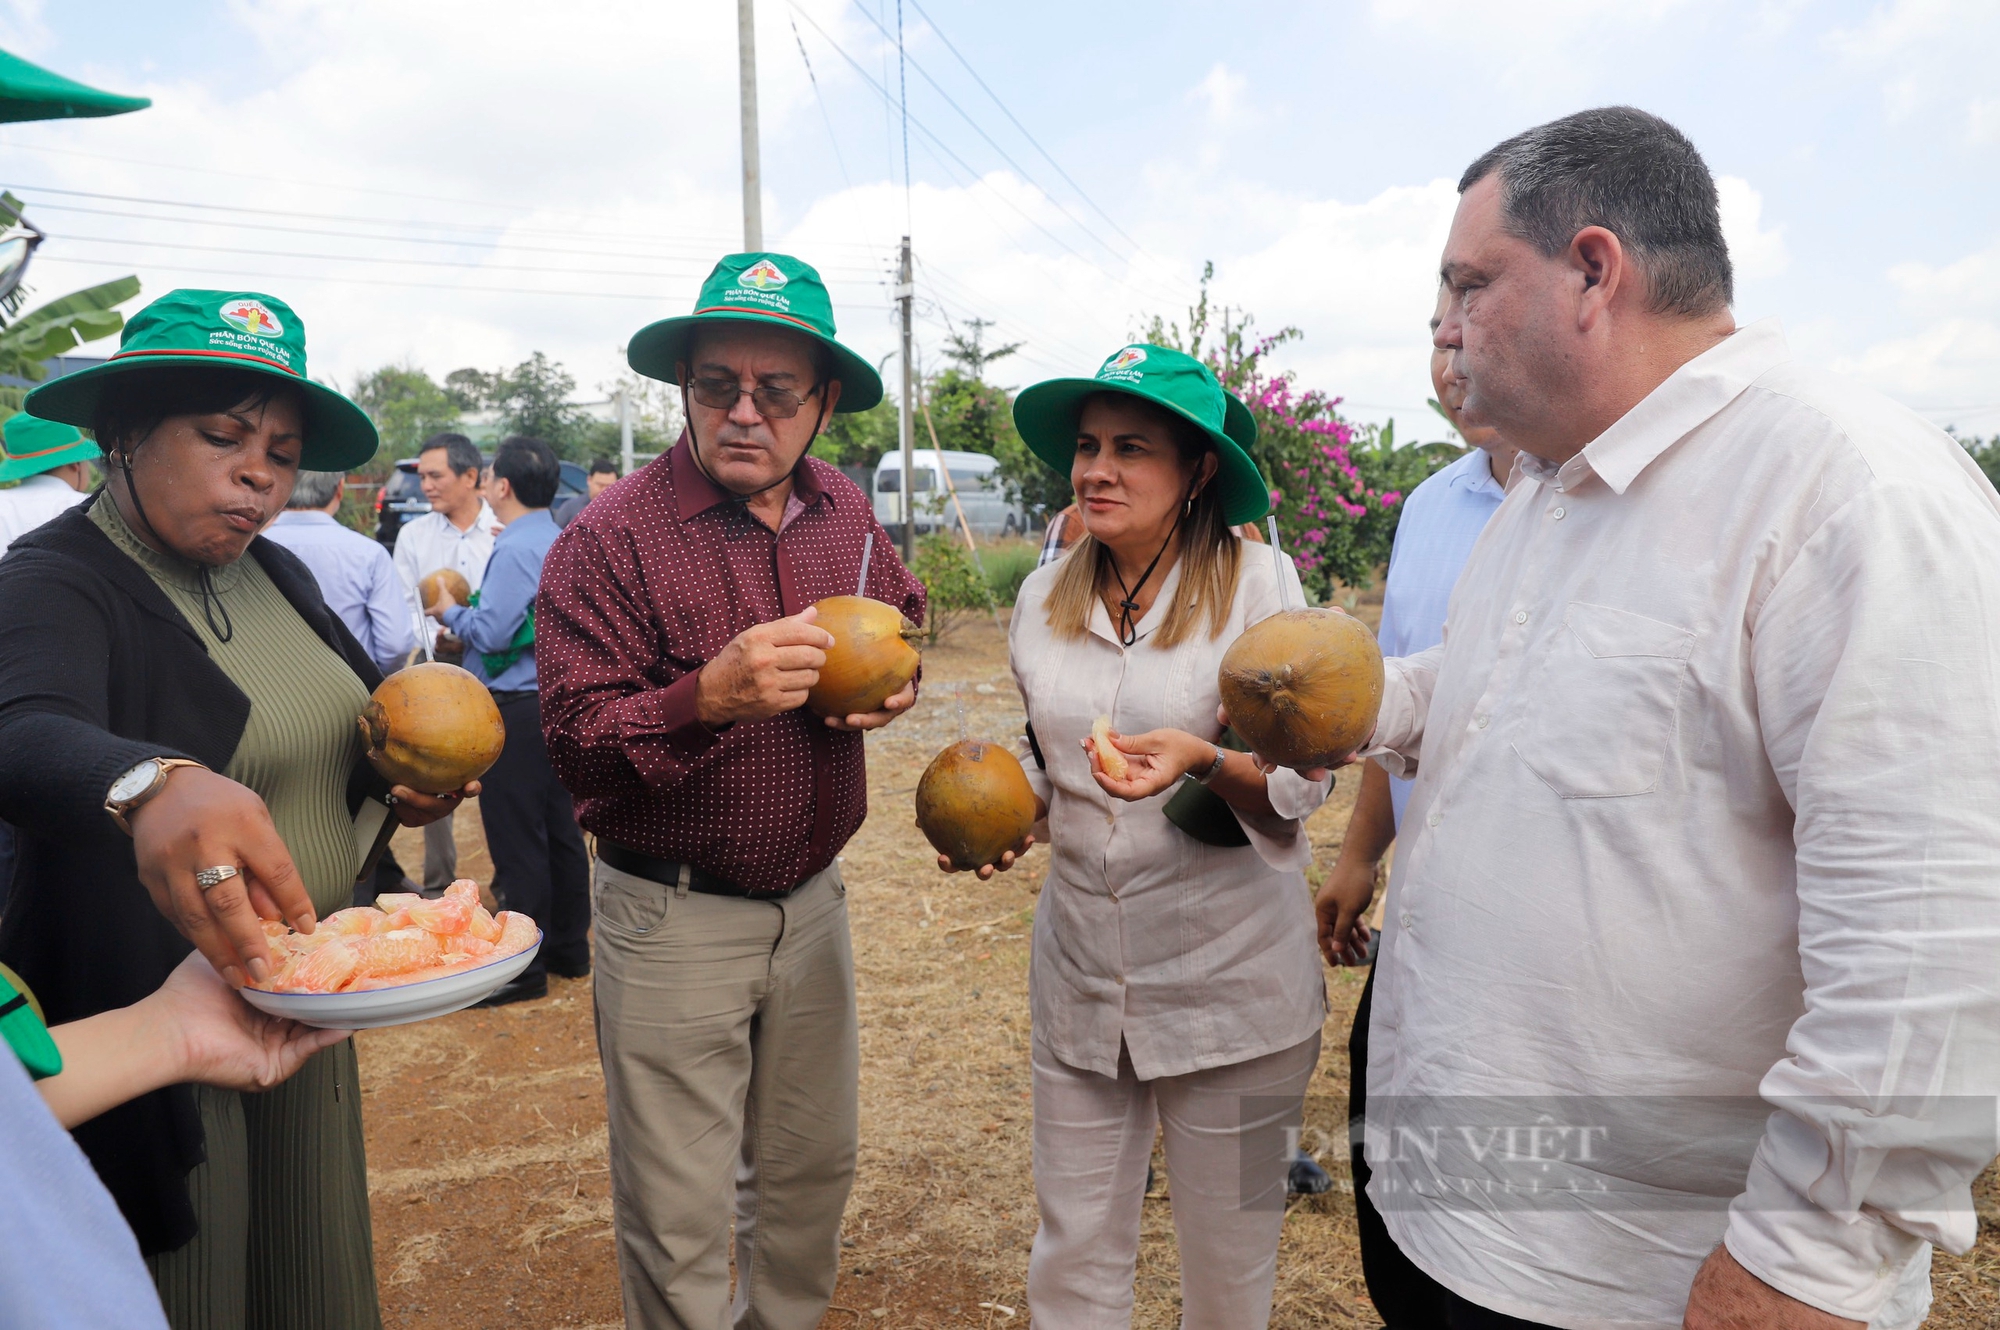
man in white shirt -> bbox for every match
[390,431,500,893]
[0,412,97,556]
[1360,106,2000,1330]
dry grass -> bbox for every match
[358,609,1997,1328]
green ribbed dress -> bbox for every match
[92,497,383,1330]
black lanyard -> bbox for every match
[1108,506,1183,648]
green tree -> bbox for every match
[909,531,991,640]
[490,352,593,459]
[442,367,500,413]
[1140,263,1451,597]
[350,364,461,466]
[811,397,899,470]
[1954,430,2000,492]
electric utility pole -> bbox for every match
[897,235,915,561]
[737,0,763,250]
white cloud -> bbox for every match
[1828,0,2000,143]
[1715,175,1788,283]
[1189,63,1247,124]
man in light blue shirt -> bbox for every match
[265,471,415,675]
[1316,296,1517,1326]
[429,435,590,1005]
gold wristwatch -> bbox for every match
[105,757,207,835]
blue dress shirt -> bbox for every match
[264,510,415,676]
[1375,447,1506,829]
[441,508,558,692]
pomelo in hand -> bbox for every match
[1217,609,1384,769]
[807,595,921,718]
[916,739,1037,871]
[361,662,505,794]
[419,568,470,612]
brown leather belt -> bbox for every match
[598,840,779,898]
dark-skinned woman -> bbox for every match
[0,289,471,1329]
[945,345,1334,1328]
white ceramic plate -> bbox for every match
[238,935,542,1030]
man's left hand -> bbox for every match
[823,679,917,732]
[424,586,458,619]
[389,782,479,827]
[1684,1245,1864,1330]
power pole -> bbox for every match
[897,235,915,562]
[616,386,633,476]
[737,0,763,251]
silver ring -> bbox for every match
[194,865,240,892]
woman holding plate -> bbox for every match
[0,289,470,1328]
[943,344,1333,1328]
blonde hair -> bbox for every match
[1043,437,1242,648]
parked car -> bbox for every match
[374,455,586,549]
[872,449,1028,540]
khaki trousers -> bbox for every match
[593,858,858,1330]
[1026,1032,1322,1330]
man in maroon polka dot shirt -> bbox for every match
[537,253,924,1330]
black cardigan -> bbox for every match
[0,498,389,1255]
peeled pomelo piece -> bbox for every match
[494,911,539,956]
[1090,715,1130,780]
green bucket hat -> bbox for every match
[0,410,100,482]
[626,253,883,412]
[23,289,379,471]
[1013,343,1270,526]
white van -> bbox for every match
[873,449,1030,539]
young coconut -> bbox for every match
[807,595,922,718]
[1216,609,1384,769]
[361,661,506,794]
[418,568,471,612]
[916,739,1037,872]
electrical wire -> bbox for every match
[845,0,1143,274]
[904,0,1140,254]
[788,5,1186,312]
[791,14,854,191]
[35,251,892,310]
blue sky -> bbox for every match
[4,0,1995,443]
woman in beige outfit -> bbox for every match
[945,344,1330,1328]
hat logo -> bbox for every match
[1103,346,1147,375]
[738,260,789,292]
[220,298,283,339]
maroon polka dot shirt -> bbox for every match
[536,435,926,894]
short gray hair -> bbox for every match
[287,469,344,509]
[1459,106,1732,318]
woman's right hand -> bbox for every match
[935,831,1037,882]
[128,766,315,988]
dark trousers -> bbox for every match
[1350,967,1560,1330]
[479,690,592,982]
[0,820,13,918]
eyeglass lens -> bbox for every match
[689,377,809,420]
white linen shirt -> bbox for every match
[391,501,500,649]
[1010,545,1331,1080]
[0,473,90,555]
[1364,320,2000,1330]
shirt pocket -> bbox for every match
[1511,602,1696,798]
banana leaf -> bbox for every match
[0,275,139,378]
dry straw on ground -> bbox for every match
[359,613,1997,1328]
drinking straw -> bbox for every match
[1267,516,1296,611]
[856,529,874,597]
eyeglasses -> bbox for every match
[685,375,822,420]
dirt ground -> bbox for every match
[359,613,1999,1328]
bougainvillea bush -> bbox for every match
[1142,267,1456,601]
